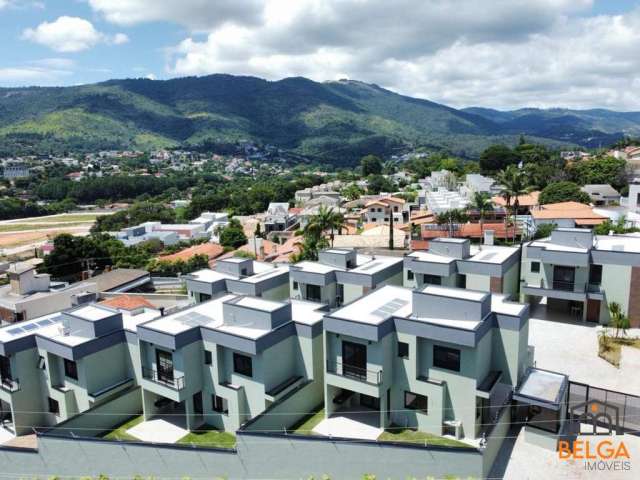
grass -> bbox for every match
[289,406,325,435]
[25,213,101,223]
[101,415,144,441]
[0,222,89,232]
[177,424,236,449]
[598,331,640,368]
[378,426,470,448]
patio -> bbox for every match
[126,414,189,444]
[0,427,14,445]
[312,406,383,440]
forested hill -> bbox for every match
[1,74,638,164]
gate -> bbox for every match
[567,381,640,435]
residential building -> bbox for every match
[363,197,407,224]
[530,202,607,229]
[418,170,456,191]
[492,191,540,215]
[459,174,497,199]
[136,294,325,432]
[158,243,224,264]
[425,189,469,214]
[0,302,162,435]
[2,163,30,180]
[580,184,621,206]
[521,228,640,326]
[299,205,346,229]
[290,249,403,307]
[404,238,521,298]
[189,212,230,242]
[185,258,291,303]
[323,284,530,440]
[117,223,180,247]
[0,264,95,325]
[264,202,297,233]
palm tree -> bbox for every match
[496,165,530,243]
[470,192,493,240]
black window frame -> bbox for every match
[398,341,409,359]
[293,280,299,290]
[423,274,442,286]
[404,391,428,413]
[48,397,60,415]
[531,261,540,273]
[407,270,414,281]
[233,353,253,377]
[212,395,227,414]
[433,345,461,372]
[589,264,603,285]
[64,358,78,380]
[204,350,213,366]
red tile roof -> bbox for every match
[100,295,156,310]
[159,243,224,262]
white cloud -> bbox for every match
[87,0,640,109]
[22,16,129,53]
[0,65,73,85]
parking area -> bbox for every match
[529,306,640,396]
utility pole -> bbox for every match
[388,204,394,250]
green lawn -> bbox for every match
[289,406,325,435]
[378,427,470,448]
[101,415,144,441]
[177,424,236,449]
[0,222,88,232]
[25,213,100,223]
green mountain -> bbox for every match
[0,74,635,163]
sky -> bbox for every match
[1,0,639,110]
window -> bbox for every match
[204,350,212,366]
[212,395,227,413]
[0,355,11,380]
[37,355,46,370]
[433,345,460,372]
[423,274,442,286]
[398,342,409,358]
[407,270,414,281]
[531,261,540,273]
[233,353,253,377]
[404,391,428,413]
[48,397,60,415]
[64,359,78,380]
[306,284,322,302]
[293,281,299,290]
[589,264,603,285]
[393,206,399,212]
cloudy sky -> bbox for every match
[1,0,639,110]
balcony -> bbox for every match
[0,377,19,393]
[142,367,185,391]
[552,280,581,292]
[522,278,587,302]
[326,360,382,385]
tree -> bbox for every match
[567,156,628,190]
[533,223,556,239]
[539,181,591,205]
[40,234,112,279]
[435,209,469,237]
[366,174,396,195]
[496,165,530,242]
[341,183,365,201]
[360,155,383,176]
[479,145,520,173]
[219,219,247,249]
[609,302,630,338]
[469,192,493,239]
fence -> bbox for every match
[566,381,640,435]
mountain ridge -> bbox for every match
[1,73,638,163]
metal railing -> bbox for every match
[0,376,19,393]
[142,367,185,391]
[552,279,579,291]
[326,360,382,385]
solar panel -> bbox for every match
[371,298,408,318]
[22,323,38,331]
[178,312,211,327]
[7,328,24,336]
[37,319,54,326]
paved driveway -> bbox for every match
[528,308,640,395]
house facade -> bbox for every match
[521,228,640,326]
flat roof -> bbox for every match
[238,266,289,284]
[514,368,567,407]
[189,269,237,283]
[143,294,234,335]
[466,245,518,264]
[421,285,487,302]
[528,239,589,253]
[491,294,528,317]
[407,251,456,264]
[330,285,413,325]
[0,312,61,343]
[121,307,162,332]
[68,304,114,322]
[595,234,640,254]
[229,296,283,312]
[290,299,325,326]
[294,261,341,274]
[348,255,403,275]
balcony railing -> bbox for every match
[326,360,382,385]
[552,280,579,292]
[0,377,20,393]
[142,367,185,391]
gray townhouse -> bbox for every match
[322,284,531,441]
[0,302,161,435]
[136,295,325,432]
[404,238,521,299]
[521,227,640,326]
[289,248,404,307]
[185,258,291,304]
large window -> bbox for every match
[156,350,174,383]
[423,274,442,286]
[404,391,428,413]
[0,355,11,381]
[433,345,460,372]
[531,261,540,273]
[233,353,253,377]
[64,359,78,380]
[589,264,603,285]
[212,395,227,414]
[306,284,322,302]
[407,270,414,281]
[204,350,212,366]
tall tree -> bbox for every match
[360,154,383,176]
[470,192,493,240]
[496,165,530,243]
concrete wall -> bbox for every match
[0,432,485,480]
